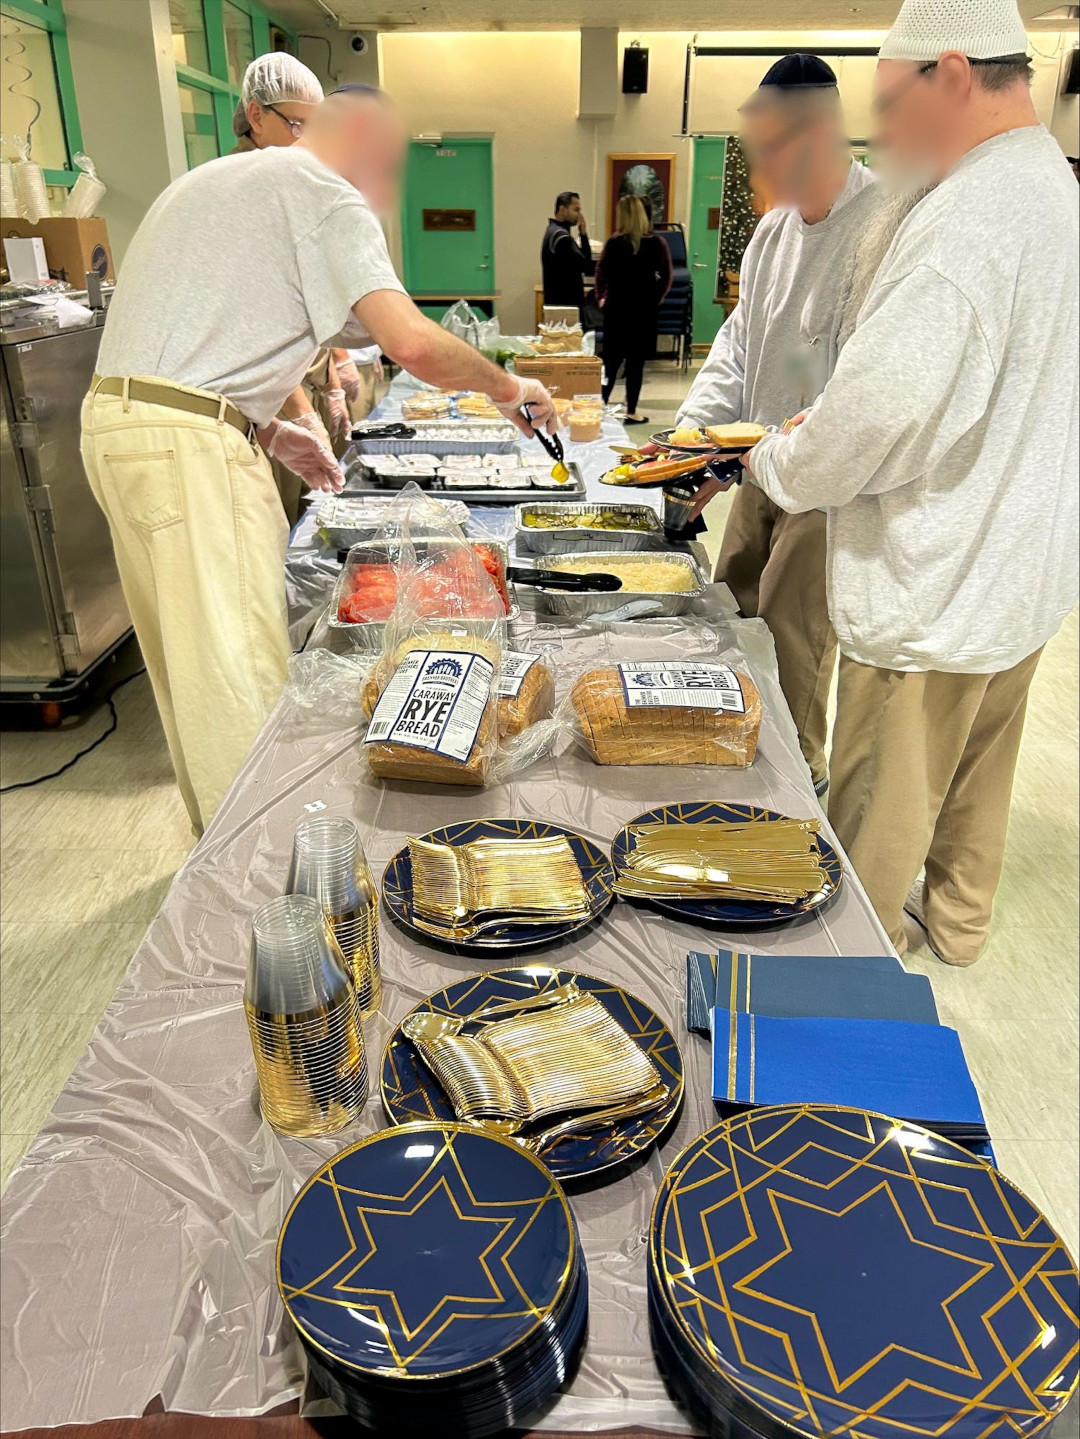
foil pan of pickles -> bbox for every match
[515,501,666,555]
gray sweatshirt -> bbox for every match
[677,160,878,429]
[751,126,1079,674]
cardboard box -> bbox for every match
[514,354,603,397]
[542,305,581,328]
[0,217,114,285]
[3,236,50,284]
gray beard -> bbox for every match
[838,184,934,348]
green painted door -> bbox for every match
[688,136,727,348]
[401,139,495,300]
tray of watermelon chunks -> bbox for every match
[329,538,518,647]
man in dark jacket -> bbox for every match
[541,191,595,316]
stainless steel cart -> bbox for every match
[0,306,131,701]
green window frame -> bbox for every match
[0,0,83,187]
[172,0,297,166]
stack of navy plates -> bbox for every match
[649,1105,1079,1439]
[277,1123,587,1437]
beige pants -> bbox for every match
[81,381,290,832]
[828,649,1042,965]
[716,483,836,784]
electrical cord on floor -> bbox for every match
[0,668,147,794]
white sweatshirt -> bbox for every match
[678,161,878,430]
[751,125,1079,674]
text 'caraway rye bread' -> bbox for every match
[364,633,500,786]
[571,666,761,766]
[362,651,555,742]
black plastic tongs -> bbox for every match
[350,421,415,440]
[506,565,623,593]
[523,403,570,482]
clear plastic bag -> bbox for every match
[439,298,500,352]
[62,151,106,218]
[360,487,506,786]
[568,650,763,767]
[10,135,49,222]
[0,156,17,218]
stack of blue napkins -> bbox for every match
[687,950,992,1154]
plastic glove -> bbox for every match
[336,359,362,402]
[491,376,558,439]
[373,356,384,383]
[259,417,342,493]
[323,387,351,439]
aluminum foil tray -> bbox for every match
[327,536,518,647]
[515,501,665,554]
[315,497,468,551]
[350,420,519,456]
[535,549,707,618]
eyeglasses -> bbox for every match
[265,105,305,138]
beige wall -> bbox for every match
[380,27,1079,335]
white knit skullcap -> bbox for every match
[879,0,1029,62]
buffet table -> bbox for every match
[0,438,899,1434]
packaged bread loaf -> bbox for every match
[495,651,555,738]
[364,633,500,786]
[363,646,554,742]
[571,660,761,766]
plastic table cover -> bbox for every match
[0,592,897,1431]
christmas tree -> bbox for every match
[717,137,760,297]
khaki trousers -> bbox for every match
[716,483,836,784]
[828,649,1042,965]
[81,381,290,832]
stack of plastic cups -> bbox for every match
[245,894,368,1138]
[287,817,381,1019]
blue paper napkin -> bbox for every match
[685,950,936,1037]
[711,1008,987,1137]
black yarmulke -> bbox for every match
[758,53,838,89]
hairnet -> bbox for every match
[232,53,324,137]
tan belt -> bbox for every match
[92,375,255,437]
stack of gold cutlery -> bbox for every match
[407,833,592,939]
[402,981,664,1145]
[614,817,827,903]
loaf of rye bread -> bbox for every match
[571,666,761,766]
[363,634,499,786]
[362,653,555,740]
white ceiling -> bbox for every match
[274,0,1077,29]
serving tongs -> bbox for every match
[350,420,416,440]
[506,565,623,593]
[523,403,570,482]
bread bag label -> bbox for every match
[617,661,746,713]
[496,650,539,698]
[365,649,495,761]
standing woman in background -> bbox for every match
[596,196,672,425]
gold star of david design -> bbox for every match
[279,1128,570,1374]
[654,1107,1079,1438]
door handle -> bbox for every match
[692,263,708,269]
[478,263,491,269]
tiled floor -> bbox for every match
[2,360,1078,1271]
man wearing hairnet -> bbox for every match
[82,86,557,833]
[231,55,368,523]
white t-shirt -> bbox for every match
[97,147,406,424]
[751,126,1079,674]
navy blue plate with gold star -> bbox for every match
[382,817,614,950]
[648,1105,1079,1439]
[380,967,684,1182]
[611,802,842,929]
[278,1124,588,1437]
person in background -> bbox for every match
[82,87,556,834]
[541,191,595,319]
[231,53,340,524]
[595,195,672,424]
[677,56,878,793]
[738,0,1078,966]
[339,343,383,429]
